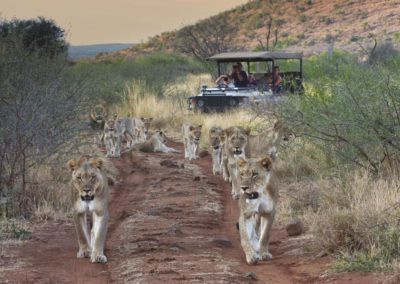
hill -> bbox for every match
[107,0,400,59]
[68,43,133,59]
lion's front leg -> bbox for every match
[239,214,260,265]
[74,212,91,258]
[229,163,240,200]
[90,210,109,263]
[222,156,230,182]
[259,212,275,261]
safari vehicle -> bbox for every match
[188,51,304,112]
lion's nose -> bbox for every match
[83,189,90,193]
[241,186,249,192]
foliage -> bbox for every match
[0,34,89,217]
[175,15,237,61]
[0,17,67,58]
[280,50,400,173]
[71,53,206,103]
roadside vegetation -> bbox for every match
[2,14,400,276]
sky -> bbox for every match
[0,0,248,45]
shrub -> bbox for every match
[0,33,90,218]
[0,17,67,58]
[309,171,400,272]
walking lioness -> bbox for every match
[208,126,224,175]
[67,155,116,263]
[237,156,277,265]
[182,123,202,160]
[222,126,251,199]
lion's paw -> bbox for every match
[246,253,260,265]
[77,249,90,258]
[260,251,273,261]
[91,253,107,263]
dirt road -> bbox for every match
[1,142,379,283]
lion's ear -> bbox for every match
[141,117,145,121]
[245,127,251,136]
[260,156,273,171]
[67,159,77,172]
[189,126,194,131]
[149,118,153,122]
[91,157,105,170]
[198,124,202,129]
[210,127,216,133]
[237,158,247,168]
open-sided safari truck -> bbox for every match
[188,51,304,112]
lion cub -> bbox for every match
[237,156,278,265]
[67,155,116,263]
[133,130,178,153]
[208,126,224,175]
[182,123,202,160]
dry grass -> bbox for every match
[115,75,273,148]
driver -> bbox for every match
[231,63,248,87]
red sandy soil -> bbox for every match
[0,142,382,283]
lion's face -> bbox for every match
[68,156,106,201]
[91,105,107,123]
[225,127,250,157]
[189,125,202,144]
[140,117,153,136]
[237,157,273,199]
[209,127,224,150]
[105,119,117,131]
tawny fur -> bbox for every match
[237,156,278,265]
[67,155,117,263]
[208,126,224,175]
[182,123,202,160]
[131,130,178,153]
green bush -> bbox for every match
[70,53,206,103]
[280,51,400,173]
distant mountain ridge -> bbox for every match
[108,0,400,59]
[68,43,133,59]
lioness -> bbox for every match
[133,117,153,143]
[116,117,153,147]
[222,126,251,199]
[104,116,122,158]
[182,123,202,160]
[132,130,178,153]
[208,126,224,175]
[67,155,116,263]
[89,104,108,145]
[89,104,107,131]
[237,156,277,265]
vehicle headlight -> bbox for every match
[197,100,204,107]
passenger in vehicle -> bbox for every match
[248,73,257,87]
[231,63,248,88]
[260,73,272,91]
[215,74,235,88]
[272,66,283,93]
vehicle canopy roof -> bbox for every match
[208,51,303,62]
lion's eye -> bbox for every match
[76,176,82,181]
[252,172,259,178]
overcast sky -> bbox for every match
[1,0,248,45]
